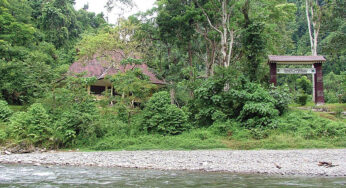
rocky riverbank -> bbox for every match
[0,149,345,176]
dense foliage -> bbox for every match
[141,91,189,135]
[324,72,346,103]
[0,100,12,121]
[189,69,289,129]
[8,103,51,147]
[0,0,106,104]
[277,110,346,139]
[0,0,344,150]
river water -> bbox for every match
[0,164,345,187]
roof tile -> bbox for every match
[268,55,326,63]
[69,50,165,85]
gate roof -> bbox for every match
[268,55,326,65]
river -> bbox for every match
[0,164,345,187]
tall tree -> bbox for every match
[305,0,323,101]
[196,0,242,68]
[319,0,345,74]
[241,0,296,82]
[156,0,199,97]
[305,0,322,56]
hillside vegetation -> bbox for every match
[0,0,345,151]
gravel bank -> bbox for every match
[0,149,345,176]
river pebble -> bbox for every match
[0,149,345,176]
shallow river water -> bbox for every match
[0,164,345,187]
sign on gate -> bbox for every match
[277,68,316,74]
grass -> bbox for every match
[290,102,345,122]
[89,129,227,151]
[222,134,344,150]
[86,117,345,151]
[0,122,7,145]
[2,104,345,151]
[290,102,346,111]
[289,101,315,108]
[8,105,26,112]
[69,106,345,151]
[85,131,345,151]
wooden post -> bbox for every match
[87,85,91,95]
[270,63,277,86]
[110,85,114,105]
[105,86,108,95]
[314,63,324,105]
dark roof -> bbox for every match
[69,50,165,85]
[268,55,326,64]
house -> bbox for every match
[69,50,165,96]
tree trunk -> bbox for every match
[209,41,216,76]
[188,41,195,97]
[305,0,322,102]
[199,0,234,68]
[170,82,175,105]
[306,0,320,55]
[197,25,216,77]
[188,41,194,79]
[306,0,314,54]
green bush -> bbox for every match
[0,128,7,144]
[0,100,13,121]
[230,128,252,140]
[6,76,105,148]
[208,120,233,136]
[296,76,312,94]
[325,92,339,103]
[238,102,279,128]
[141,91,189,135]
[269,85,292,115]
[40,77,104,147]
[8,103,51,146]
[91,129,226,150]
[324,72,346,103]
[250,128,270,140]
[277,110,346,139]
[296,93,308,106]
[190,74,280,129]
[188,128,213,140]
[98,107,132,137]
[335,107,343,118]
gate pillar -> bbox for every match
[270,63,277,86]
[314,63,325,105]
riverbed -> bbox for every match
[1,149,345,176]
[0,164,345,187]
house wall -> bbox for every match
[88,79,113,96]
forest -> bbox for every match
[0,0,345,151]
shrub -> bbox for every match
[8,112,28,140]
[98,107,132,137]
[335,107,343,118]
[187,129,213,140]
[250,128,269,140]
[8,103,51,146]
[190,75,280,129]
[238,102,279,128]
[0,128,6,144]
[40,77,104,147]
[296,76,312,94]
[324,72,346,103]
[208,121,233,136]
[141,91,189,135]
[0,100,13,121]
[269,85,292,115]
[50,97,101,147]
[277,110,346,139]
[296,92,308,106]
